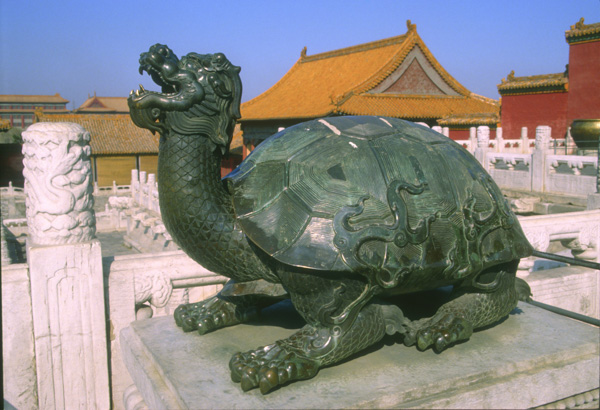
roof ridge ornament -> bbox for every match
[571,17,585,30]
[406,19,416,32]
[300,46,307,59]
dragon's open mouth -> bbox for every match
[129,63,178,102]
[140,63,178,94]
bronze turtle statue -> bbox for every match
[128,44,532,394]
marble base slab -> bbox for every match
[121,301,599,409]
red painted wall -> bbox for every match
[448,128,497,141]
[449,129,470,140]
[500,92,568,139]
[567,41,600,122]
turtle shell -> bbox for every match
[225,116,531,286]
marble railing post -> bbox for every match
[147,173,156,210]
[531,126,551,193]
[474,126,490,165]
[520,127,529,153]
[22,122,110,409]
[496,127,503,152]
[469,127,477,153]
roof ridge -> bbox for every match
[301,33,408,63]
[351,93,473,100]
[500,71,566,83]
[340,31,416,99]
[497,70,569,93]
[347,31,470,97]
[240,56,304,111]
[565,17,600,42]
[468,92,500,106]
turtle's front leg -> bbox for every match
[175,279,287,334]
[174,293,253,334]
[229,302,403,393]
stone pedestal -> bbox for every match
[2,263,37,409]
[121,302,599,409]
[28,239,110,409]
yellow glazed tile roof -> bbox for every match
[497,71,568,94]
[36,113,158,155]
[565,18,600,43]
[231,123,243,151]
[241,21,496,121]
[336,94,498,119]
[0,93,69,104]
[75,95,130,113]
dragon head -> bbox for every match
[128,44,242,154]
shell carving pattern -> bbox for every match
[22,122,95,244]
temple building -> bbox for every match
[36,112,160,186]
[497,18,600,140]
[33,110,243,185]
[239,20,499,155]
[0,93,69,129]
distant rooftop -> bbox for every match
[497,71,569,95]
[241,20,498,122]
[36,112,158,155]
[75,93,129,113]
[0,93,69,104]
[565,17,600,44]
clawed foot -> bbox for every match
[174,295,257,334]
[404,313,473,352]
[229,343,319,394]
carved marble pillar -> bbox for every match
[22,122,110,409]
[474,126,490,165]
[535,126,551,150]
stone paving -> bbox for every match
[96,231,140,257]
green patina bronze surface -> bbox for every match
[128,44,533,394]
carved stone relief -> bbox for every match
[22,122,95,244]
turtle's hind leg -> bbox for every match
[403,259,528,352]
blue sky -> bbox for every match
[1,1,599,109]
